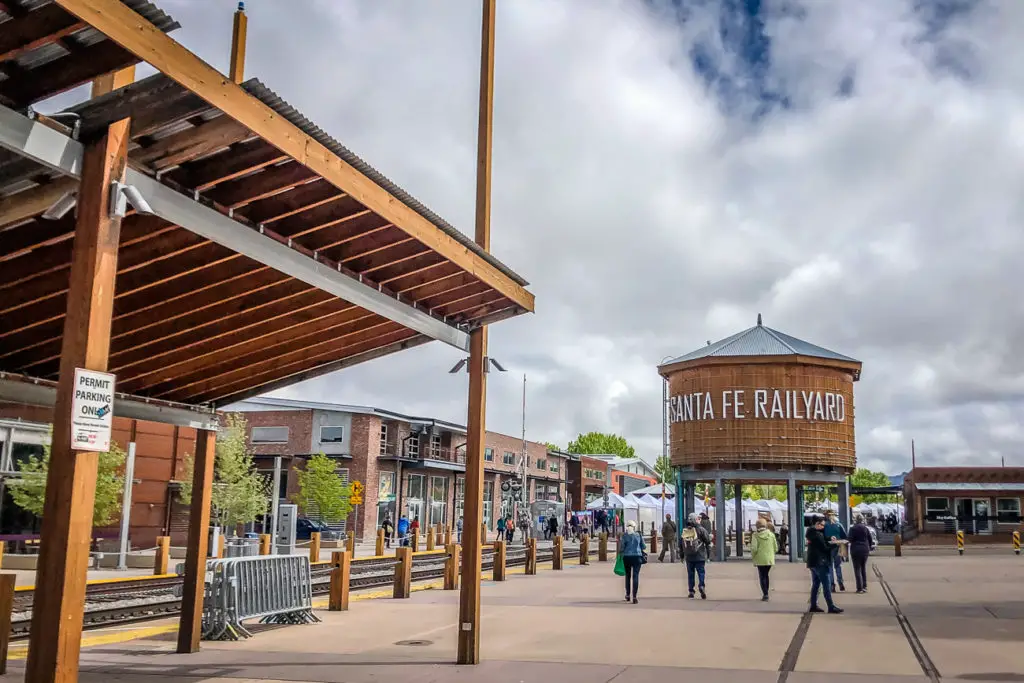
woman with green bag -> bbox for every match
[616,520,646,603]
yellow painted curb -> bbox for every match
[6,624,178,660]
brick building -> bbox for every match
[903,466,1024,540]
[225,397,568,539]
[566,454,612,511]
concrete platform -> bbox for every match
[2,552,1021,683]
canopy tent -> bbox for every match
[630,483,675,497]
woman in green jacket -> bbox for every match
[750,518,779,601]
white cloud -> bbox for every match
[137,0,1024,472]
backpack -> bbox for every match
[681,526,699,553]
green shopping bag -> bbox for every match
[613,553,625,576]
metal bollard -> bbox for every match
[553,536,563,570]
[0,573,14,674]
[492,540,506,581]
[580,534,589,565]
[1013,531,1020,555]
[310,531,321,563]
[154,535,171,575]
[259,534,272,555]
[598,533,608,562]
[329,550,351,611]
[894,533,902,557]
[525,538,537,575]
[444,544,460,590]
[957,530,965,555]
[376,528,385,556]
[393,547,412,599]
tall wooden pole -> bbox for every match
[457,0,496,666]
[177,428,216,653]
[25,118,130,683]
[229,1,248,84]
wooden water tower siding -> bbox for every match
[666,358,857,472]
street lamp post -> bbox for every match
[660,355,674,524]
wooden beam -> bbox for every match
[0,40,139,107]
[91,65,136,98]
[24,118,129,683]
[70,74,210,140]
[205,160,316,208]
[55,0,534,313]
[133,115,252,171]
[177,427,215,653]
[229,3,248,84]
[0,176,77,230]
[170,138,287,191]
[0,4,85,63]
[458,1,496,665]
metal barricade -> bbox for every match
[183,554,318,640]
[224,537,260,558]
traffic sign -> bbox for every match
[350,493,363,506]
[352,480,363,495]
[70,368,115,452]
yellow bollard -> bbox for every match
[154,536,171,575]
[492,540,506,581]
[525,538,537,575]
[956,530,965,555]
[346,531,355,554]
[598,532,608,562]
[426,527,435,551]
[329,550,351,611]
[894,533,902,558]
[580,534,589,565]
[444,544,460,590]
[412,529,420,553]
[553,536,563,570]
[1013,531,1020,556]
[309,531,321,563]
[259,534,272,555]
[393,547,412,598]
[444,526,452,546]
[376,528,385,556]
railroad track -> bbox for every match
[9,546,586,639]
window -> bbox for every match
[319,426,344,443]
[430,476,449,526]
[536,458,546,471]
[252,426,288,443]
[483,480,494,529]
[997,497,1021,523]
[484,447,494,462]
[925,497,951,519]
[503,451,515,466]
[406,435,420,458]
[584,467,605,481]
[379,424,388,455]
[407,474,425,500]
[549,461,559,473]
[455,477,465,523]
[430,434,442,458]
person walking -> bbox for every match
[848,514,874,593]
[699,512,714,560]
[682,513,712,599]
[381,515,395,549]
[750,518,778,600]
[456,516,463,544]
[806,515,843,614]
[497,515,507,541]
[617,519,646,604]
[397,515,410,547]
[659,513,678,563]
[823,510,847,592]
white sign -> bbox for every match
[669,389,846,424]
[71,368,115,452]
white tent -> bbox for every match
[586,492,634,510]
[630,483,675,497]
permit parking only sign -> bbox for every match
[71,368,115,452]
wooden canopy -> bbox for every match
[0,0,534,410]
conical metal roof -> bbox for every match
[664,314,859,365]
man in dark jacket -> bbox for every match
[847,515,873,593]
[806,516,843,614]
[659,514,678,563]
[682,513,712,599]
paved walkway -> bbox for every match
[2,552,1020,682]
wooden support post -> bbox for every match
[412,529,420,553]
[492,540,506,581]
[894,533,902,557]
[259,534,272,555]
[154,536,170,575]
[376,528,385,556]
[426,527,435,551]
[436,525,443,546]
[445,526,452,546]
[393,546,412,599]
[444,544,460,590]
[0,573,15,675]
[216,532,225,559]
[346,531,356,554]
[229,1,248,84]
[176,428,216,654]
[25,118,130,683]
[329,551,351,611]
[599,533,608,562]
[553,536,564,570]
[481,522,487,542]
[309,531,321,563]
[457,0,497,667]
[0,541,4,570]
[650,530,658,554]
[91,65,135,98]
[525,538,537,575]
[580,534,589,565]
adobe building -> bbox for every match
[658,315,862,562]
[903,466,1024,541]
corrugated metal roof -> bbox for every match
[664,316,860,365]
[915,483,1024,491]
[241,78,528,288]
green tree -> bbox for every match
[850,468,898,503]
[9,434,126,527]
[178,414,270,533]
[567,432,635,459]
[653,455,672,483]
[544,442,561,453]
[295,453,352,524]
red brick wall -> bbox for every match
[231,410,312,456]
[348,413,381,539]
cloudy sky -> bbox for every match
[103,0,1024,473]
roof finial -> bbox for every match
[757,313,762,326]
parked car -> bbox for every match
[295,517,329,540]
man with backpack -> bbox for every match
[682,513,712,599]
